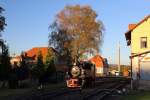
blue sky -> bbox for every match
[1,0,150,65]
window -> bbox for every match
[141,37,147,48]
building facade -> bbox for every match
[125,15,150,89]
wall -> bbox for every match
[131,17,150,80]
[131,18,150,54]
[132,57,138,80]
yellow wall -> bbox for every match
[131,18,150,54]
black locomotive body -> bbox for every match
[66,61,95,88]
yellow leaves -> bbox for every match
[50,5,104,62]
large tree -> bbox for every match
[49,5,104,64]
[0,6,9,88]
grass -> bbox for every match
[0,82,66,99]
[0,88,31,97]
[122,90,150,100]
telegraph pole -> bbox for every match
[118,42,121,74]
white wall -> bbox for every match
[132,57,138,80]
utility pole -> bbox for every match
[118,42,121,74]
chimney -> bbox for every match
[128,24,136,30]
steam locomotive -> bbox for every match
[66,61,96,88]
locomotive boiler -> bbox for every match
[66,61,96,88]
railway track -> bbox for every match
[81,81,129,100]
[14,88,80,100]
[48,79,129,100]
[13,77,129,100]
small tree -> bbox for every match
[0,45,11,87]
[45,48,56,76]
[17,52,29,81]
[32,51,45,80]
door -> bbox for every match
[140,62,150,80]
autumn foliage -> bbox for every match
[49,5,104,63]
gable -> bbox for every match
[132,17,150,34]
[125,15,150,45]
[90,55,104,67]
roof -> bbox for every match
[25,47,57,61]
[26,47,48,58]
[89,55,104,67]
[125,15,150,45]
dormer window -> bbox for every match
[141,37,147,48]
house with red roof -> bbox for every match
[25,47,58,62]
[10,47,67,72]
[25,47,68,72]
[89,55,108,76]
[25,47,48,62]
[10,47,49,66]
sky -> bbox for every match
[0,0,150,65]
